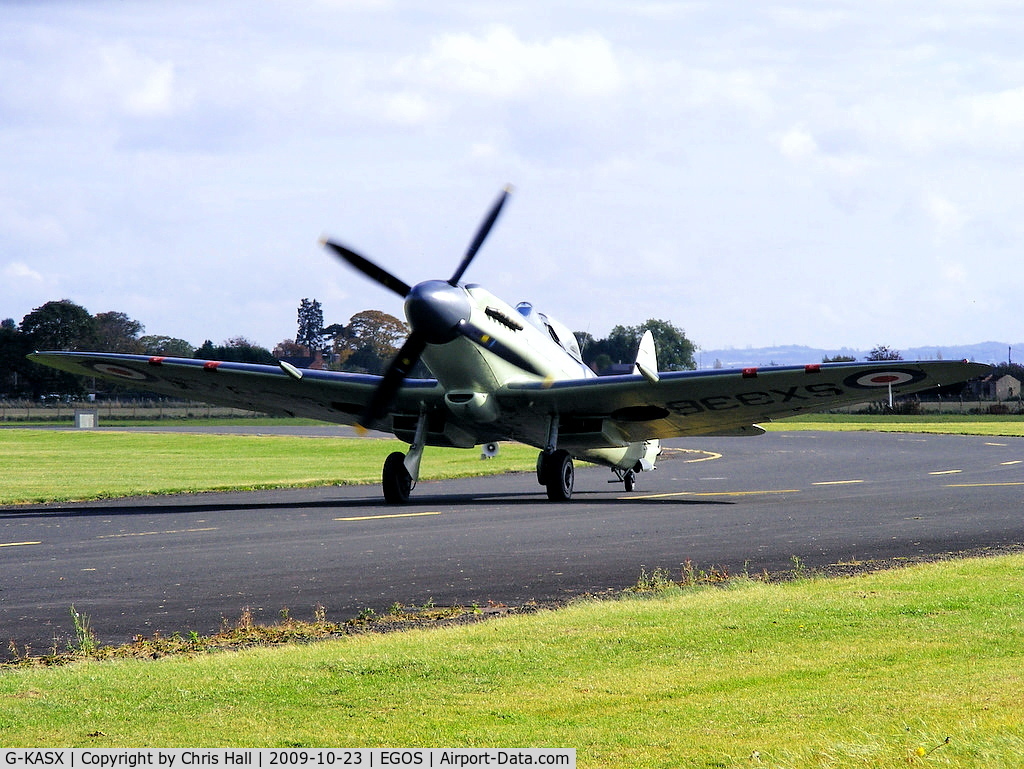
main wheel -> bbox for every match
[544,449,574,502]
[382,451,413,504]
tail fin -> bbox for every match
[634,329,660,384]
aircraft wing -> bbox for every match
[497,359,990,448]
[28,353,989,452]
[26,352,444,430]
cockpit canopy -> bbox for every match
[515,302,583,362]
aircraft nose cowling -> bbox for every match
[404,280,472,344]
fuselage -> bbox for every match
[417,284,594,393]
[410,282,658,474]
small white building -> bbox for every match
[967,374,1021,401]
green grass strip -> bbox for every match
[2,555,1023,765]
[0,431,538,505]
[767,413,1024,436]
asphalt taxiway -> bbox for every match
[2,430,1023,654]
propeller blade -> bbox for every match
[457,319,545,376]
[448,185,513,286]
[360,332,428,428]
[321,238,412,298]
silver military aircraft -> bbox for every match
[30,188,989,503]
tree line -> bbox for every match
[1,299,279,398]
[2,297,701,399]
[5,297,1016,401]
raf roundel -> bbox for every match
[843,368,926,389]
[84,361,157,382]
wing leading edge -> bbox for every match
[496,359,990,448]
[27,353,989,453]
[26,351,444,430]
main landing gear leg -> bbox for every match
[382,410,427,504]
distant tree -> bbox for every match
[140,335,195,357]
[195,340,217,358]
[194,337,275,364]
[94,311,145,353]
[591,353,612,373]
[19,300,98,396]
[20,299,97,351]
[991,362,1024,382]
[603,325,642,366]
[823,354,857,363]
[582,319,696,372]
[0,320,32,397]
[296,298,326,353]
[333,310,408,373]
[866,345,902,361]
[273,339,309,359]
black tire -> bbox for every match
[623,470,636,492]
[544,449,574,502]
[382,451,413,504]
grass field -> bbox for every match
[0,430,540,505]
[768,412,1024,436]
[2,554,1023,766]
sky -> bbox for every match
[2,0,1022,358]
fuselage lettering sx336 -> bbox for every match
[30,187,989,503]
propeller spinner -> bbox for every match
[321,185,537,427]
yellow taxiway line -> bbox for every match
[97,527,218,539]
[0,541,42,548]
[946,482,1024,488]
[623,489,799,500]
[335,511,443,522]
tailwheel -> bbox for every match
[382,451,414,504]
[623,469,636,492]
[541,449,574,502]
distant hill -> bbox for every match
[696,342,1022,369]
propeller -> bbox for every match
[320,240,411,298]
[448,185,512,286]
[321,186,537,428]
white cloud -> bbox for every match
[965,85,1024,148]
[779,125,819,162]
[777,124,870,178]
[3,262,44,283]
[404,26,625,101]
[923,192,968,243]
[51,42,192,122]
